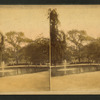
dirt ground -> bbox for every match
[51,71,100,94]
[1,70,100,94]
[0,71,49,94]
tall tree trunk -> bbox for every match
[0,51,2,67]
[0,33,4,67]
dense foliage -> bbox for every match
[49,9,67,65]
[1,9,100,65]
[21,37,49,65]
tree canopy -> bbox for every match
[20,37,49,64]
[49,9,67,65]
[67,29,94,62]
[0,32,4,66]
[5,31,33,64]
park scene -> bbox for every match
[49,6,100,94]
[0,5,50,93]
[0,5,100,94]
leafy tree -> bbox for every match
[67,30,94,62]
[21,37,49,64]
[2,48,13,64]
[49,9,67,65]
[0,32,4,66]
[84,38,100,63]
[5,31,32,64]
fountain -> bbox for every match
[63,60,67,74]
[1,61,5,76]
[0,33,17,77]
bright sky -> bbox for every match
[0,5,100,40]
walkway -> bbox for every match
[0,71,49,93]
[51,71,100,94]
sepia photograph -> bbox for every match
[50,5,100,94]
[0,5,50,94]
[0,5,100,94]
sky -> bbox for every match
[0,5,100,40]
